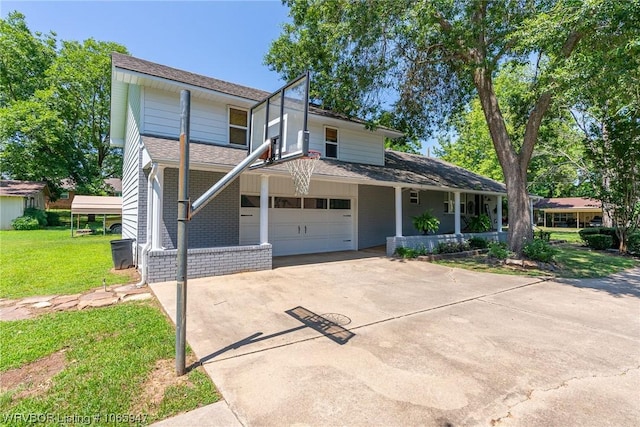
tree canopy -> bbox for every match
[266,0,624,254]
[0,12,127,198]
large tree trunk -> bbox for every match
[473,67,535,255]
[503,170,532,255]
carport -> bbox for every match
[70,195,122,236]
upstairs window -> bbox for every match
[229,107,248,146]
[325,127,338,158]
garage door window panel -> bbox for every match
[274,197,301,209]
[329,199,351,210]
[304,198,328,209]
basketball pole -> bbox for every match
[176,89,190,376]
[175,89,273,376]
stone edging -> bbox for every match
[0,284,153,321]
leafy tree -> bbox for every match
[436,65,590,198]
[564,1,640,252]
[0,12,127,198]
[266,0,610,254]
[0,12,56,106]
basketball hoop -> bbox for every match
[286,150,321,195]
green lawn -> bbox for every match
[0,229,132,299]
[553,244,638,278]
[0,301,218,425]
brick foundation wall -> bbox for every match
[146,244,272,283]
[386,232,507,256]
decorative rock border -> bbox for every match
[0,284,153,321]
[415,249,489,262]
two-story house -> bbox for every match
[110,53,508,284]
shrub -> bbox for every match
[488,242,510,260]
[535,230,551,242]
[46,210,62,226]
[468,236,489,249]
[627,232,640,255]
[584,234,613,250]
[468,214,491,233]
[412,211,440,235]
[523,238,558,263]
[23,207,47,226]
[579,227,602,243]
[395,245,428,259]
[11,216,40,230]
[434,241,471,254]
[597,227,620,249]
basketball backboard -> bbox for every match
[249,71,310,168]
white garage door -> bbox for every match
[240,195,354,256]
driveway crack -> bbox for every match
[489,365,640,425]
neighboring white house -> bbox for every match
[110,53,511,283]
[0,180,49,229]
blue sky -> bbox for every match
[1,0,436,154]
[1,0,291,91]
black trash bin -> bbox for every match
[110,238,134,270]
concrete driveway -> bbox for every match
[150,252,640,426]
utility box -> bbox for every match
[110,238,134,270]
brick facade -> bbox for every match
[146,244,272,283]
[162,168,239,249]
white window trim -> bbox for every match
[444,192,468,214]
[409,190,420,205]
[228,106,249,147]
[324,126,339,159]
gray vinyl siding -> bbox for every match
[358,185,395,249]
[122,84,141,242]
[308,123,385,166]
[142,87,230,144]
[161,169,239,249]
[403,189,448,235]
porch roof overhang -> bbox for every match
[71,195,123,215]
[141,136,508,196]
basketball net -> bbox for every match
[286,150,321,195]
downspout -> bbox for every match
[136,162,159,288]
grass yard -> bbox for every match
[0,229,132,299]
[0,301,218,426]
[434,243,638,278]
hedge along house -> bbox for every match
[110,53,513,284]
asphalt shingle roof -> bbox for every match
[534,197,601,209]
[112,52,271,101]
[0,180,48,197]
[142,136,506,194]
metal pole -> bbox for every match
[176,90,191,376]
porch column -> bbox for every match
[530,198,535,226]
[151,166,165,250]
[454,191,461,235]
[260,175,269,245]
[395,186,403,237]
[497,195,503,232]
[576,211,580,229]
